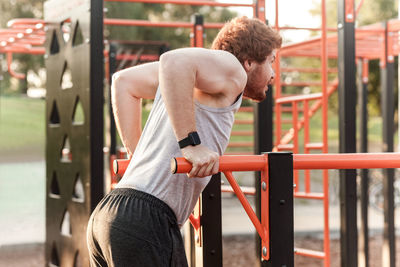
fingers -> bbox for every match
[186,153,219,178]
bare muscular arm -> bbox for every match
[159,48,246,177]
[111,62,159,158]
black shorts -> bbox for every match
[87,188,188,267]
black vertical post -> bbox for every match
[201,174,223,267]
[357,58,369,267]
[381,22,396,266]
[263,152,294,267]
[337,1,357,266]
[254,85,274,266]
[190,13,223,267]
[90,0,104,209]
[109,43,117,156]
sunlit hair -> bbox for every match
[211,16,282,64]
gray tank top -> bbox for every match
[116,88,242,226]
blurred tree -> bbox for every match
[0,0,43,95]
[104,2,237,49]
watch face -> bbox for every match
[189,132,201,145]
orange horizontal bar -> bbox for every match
[7,18,44,27]
[221,185,256,195]
[0,46,45,54]
[230,130,253,136]
[276,144,294,151]
[293,153,400,170]
[172,155,266,174]
[104,18,223,29]
[276,26,336,32]
[304,142,323,150]
[281,67,338,73]
[227,142,253,148]
[294,192,324,200]
[295,248,325,259]
[234,119,253,124]
[105,0,255,7]
[281,81,324,87]
[225,151,253,155]
[276,93,322,104]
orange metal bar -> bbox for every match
[281,67,338,73]
[230,131,253,136]
[170,153,400,174]
[171,155,266,174]
[293,102,299,193]
[234,119,253,124]
[6,52,25,79]
[362,58,369,83]
[321,0,330,264]
[293,153,400,169]
[227,142,253,148]
[188,214,200,230]
[295,248,325,259]
[345,0,355,23]
[276,26,337,32]
[276,93,322,104]
[303,101,311,193]
[104,18,223,29]
[0,46,45,54]
[113,158,130,175]
[294,192,324,200]
[274,0,282,147]
[224,171,266,241]
[105,0,255,8]
[221,185,256,195]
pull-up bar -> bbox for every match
[171,152,400,173]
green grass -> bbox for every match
[0,95,394,160]
[0,96,45,157]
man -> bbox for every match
[87,16,281,266]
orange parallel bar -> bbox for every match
[104,0,255,7]
[294,192,324,200]
[115,152,400,177]
[295,248,325,259]
[104,18,223,29]
[276,26,336,32]
[230,130,253,136]
[276,93,322,104]
[171,153,400,174]
[304,142,323,150]
[234,119,253,124]
[221,185,256,195]
[281,67,338,73]
[293,153,400,170]
[276,144,294,151]
[227,142,253,148]
[171,155,266,174]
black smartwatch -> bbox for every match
[178,131,201,149]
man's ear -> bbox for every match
[243,59,253,72]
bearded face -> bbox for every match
[243,53,275,102]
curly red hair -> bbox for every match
[211,17,282,64]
